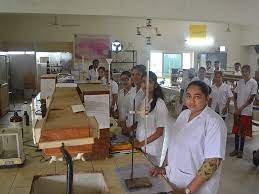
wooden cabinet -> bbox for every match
[0,83,9,116]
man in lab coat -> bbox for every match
[87,59,99,80]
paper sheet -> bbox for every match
[71,104,85,113]
[84,94,110,129]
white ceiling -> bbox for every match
[0,0,259,26]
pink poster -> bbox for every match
[74,34,111,60]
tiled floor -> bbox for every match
[1,111,259,194]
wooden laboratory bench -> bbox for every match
[87,152,171,193]
[39,87,98,156]
[62,153,171,194]
[77,83,110,102]
[77,83,111,160]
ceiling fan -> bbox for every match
[48,16,80,27]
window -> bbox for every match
[150,51,194,86]
[163,53,182,77]
[182,52,194,69]
[150,52,163,77]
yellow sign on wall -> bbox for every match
[189,24,207,39]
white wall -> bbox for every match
[246,46,259,77]
[241,26,259,46]
[240,26,259,76]
[1,0,259,26]
[0,14,247,69]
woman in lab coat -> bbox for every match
[150,80,227,194]
[209,71,233,120]
[133,71,168,166]
[126,65,146,130]
[117,71,135,134]
[97,66,107,84]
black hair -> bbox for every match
[234,62,241,67]
[89,65,93,70]
[120,71,131,78]
[199,67,206,71]
[142,71,164,113]
[93,59,99,64]
[98,66,105,72]
[132,64,146,76]
[242,64,251,72]
[206,60,211,64]
[187,80,211,97]
[98,66,106,80]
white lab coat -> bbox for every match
[166,107,227,194]
[87,68,99,81]
[117,87,135,121]
[210,83,233,117]
[234,78,258,116]
[109,80,118,109]
[136,98,168,166]
[126,87,145,127]
[100,77,107,84]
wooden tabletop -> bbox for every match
[39,87,98,155]
[92,153,171,193]
[78,83,110,95]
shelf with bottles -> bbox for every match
[111,50,137,70]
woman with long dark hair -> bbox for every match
[134,71,168,166]
[97,66,106,84]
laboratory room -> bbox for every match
[1,1,259,194]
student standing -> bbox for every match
[87,59,99,80]
[214,61,221,71]
[150,80,227,194]
[206,60,214,73]
[209,71,233,120]
[126,65,146,129]
[234,62,242,76]
[117,71,135,134]
[134,71,168,166]
[97,66,107,84]
[193,67,211,86]
[229,65,258,158]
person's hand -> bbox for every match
[134,139,143,149]
[172,187,186,194]
[149,167,166,177]
[221,107,228,115]
[234,108,241,116]
[122,127,130,136]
